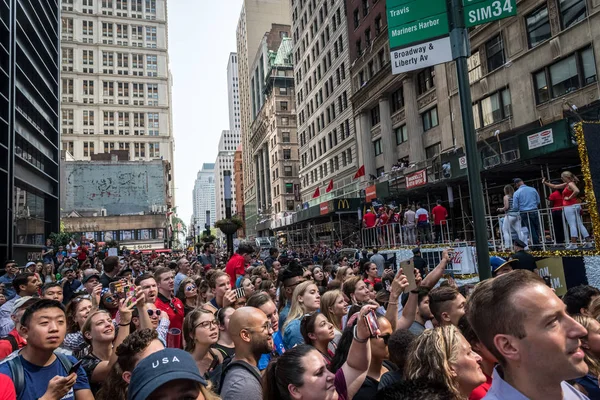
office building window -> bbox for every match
[395,125,408,144]
[280,101,288,111]
[468,51,482,83]
[373,138,382,156]
[417,67,434,95]
[560,0,586,29]
[283,149,291,159]
[486,35,505,72]
[284,166,293,176]
[526,6,551,48]
[353,8,360,28]
[371,105,380,126]
[426,143,441,160]
[533,46,597,103]
[282,132,291,143]
[286,200,295,211]
[285,183,294,194]
[473,88,512,128]
[422,107,439,131]
[391,87,404,112]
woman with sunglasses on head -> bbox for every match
[282,281,321,349]
[330,310,395,400]
[176,277,198,315]
[79,293,139,395]
[301,312,337,365]
[183,307,223,378]
[213,306,235,359]
[264,304,377,400]
[63,294,95,355]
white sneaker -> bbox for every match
[583,242,594,249]
[566,243,578,250]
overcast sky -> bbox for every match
[168,0,243,227]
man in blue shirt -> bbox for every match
[0,299,92,400]
[0,261,19,300]
[468,270,589,400]
[512,178,541,245]
[173,257,191,294]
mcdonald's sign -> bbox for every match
[337,199,350,210]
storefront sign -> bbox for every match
[123,242,165,251]
[365,185,377,202]
[337,199,350,210]
[527,128,554,150]
[406,169,427,189]
[320,202,330,216]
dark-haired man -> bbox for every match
[428,285,465,327]
[135,273,158,304]
[468,270,588,399]
[225,243,254,287]
[99,256,120,288]
[41,283,64,303]
[264,247,278,272]
[0,273,41,336]
[564,285,600,316]
[0,299,93,400]
[61,268,81,304]
[403,288,433,336]
[0,260,19,300]
[198,242,216,270]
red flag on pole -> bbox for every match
[326,179,334,193]
[312,187,320,198]
[353,165,365,179]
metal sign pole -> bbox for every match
[448,0,491,279]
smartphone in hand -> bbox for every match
[68,359,83,375]
[402,259,418,293]
[364,310,380,337]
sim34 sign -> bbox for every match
[464,0,517,28]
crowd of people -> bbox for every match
[0,237,599,399]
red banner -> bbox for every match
[365,185,377,202]
[320,202,330,215]
[406,169,427,189]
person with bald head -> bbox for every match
[174,257,191,294]
[220,307,274,400]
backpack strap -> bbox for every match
[220,360,262,389]
[6,356,24,399]
[55,352,73,374]
[1,335,18,352]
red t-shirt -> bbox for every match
[548,190,563,211]
[225,253,246,287]
[432,205,448,225]
[469,374,492,400]
[0,373,16,400]
[77,245,89,260]
[378,213,389,225]
[363,212,376,228]
[155,294,184,348]
[0,329,26,360]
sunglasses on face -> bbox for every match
[379,334,391,345]
[185,284,196,292]
[105,296,116,303]
[147,309,161,317]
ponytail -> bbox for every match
[262,344,315,400]
[262,358,288,400]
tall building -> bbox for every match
[250,33,301,235]
[59,0,175,202]
[227,53,241,131]
[214,130,240,222]
[236,0,291,239]
[192,163,216,235]
[0,0,61,262]
[292,0,358,201]
[233,145,244,228]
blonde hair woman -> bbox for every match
[320,289,347,351]
[497,184,525,250]
[571,315,600,398]
[405,325,486,399]
[543,171,592,249]
[282,281,321,349]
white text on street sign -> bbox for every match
[465,0,517,27]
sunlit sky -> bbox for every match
[168,0,243,227]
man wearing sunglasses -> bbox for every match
[220,307,273,400]
[153,267,184,349]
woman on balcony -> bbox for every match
[543,172,593,249]
[497,185,526,251]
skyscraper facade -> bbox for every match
[59,0,175,199]
[214,130,240,222]
[1,0,61,261]
[236,0,291,239]
[192,163,216,236]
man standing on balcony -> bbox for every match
[512,178,541,246]
[431,200,448,243]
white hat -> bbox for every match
[12,296,34,315]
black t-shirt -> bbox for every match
[378,370,403,391]
[353,375,379,400]
[413,256,428,276]
[99,273,118,289]
[511,250,536,272]
[80,353,102,395]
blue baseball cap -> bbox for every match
[490,256,517,276]
[128,348,206,400]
